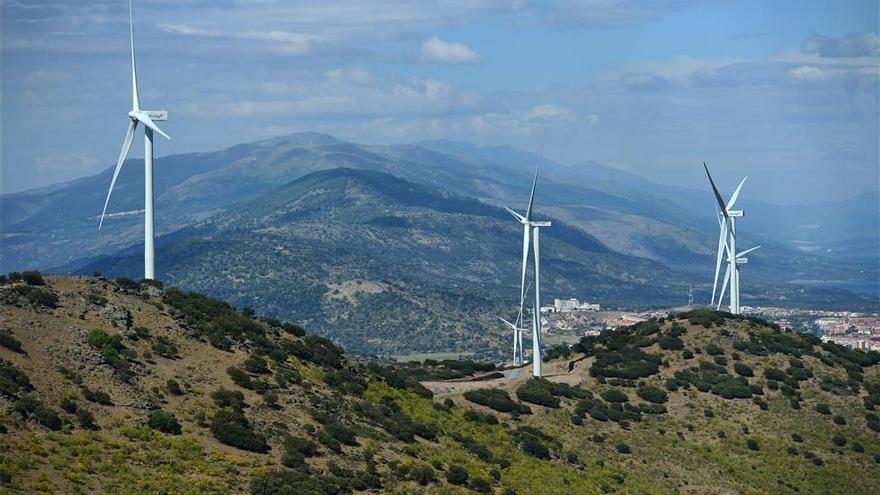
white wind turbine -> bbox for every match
[505,151,551,377]
[499,281,530,367]
[704,163,747,314]
[717,245,761,311]
[99,0,171,280]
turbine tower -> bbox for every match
[505,151,550,377]
[99,0,171,280]
[717,245,761,312]
[704,163,747,314]
[499,281,530,367]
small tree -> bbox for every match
[446,465,469,485]
[149,410,181,434]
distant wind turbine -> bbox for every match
[99,0,171,280]
[499,281,530,366]
[505,148,551,377]
[717,245,761,311]
[704,163,748,314]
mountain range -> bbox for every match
[1,132,877,354]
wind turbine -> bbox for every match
[717,245,761,311]
[704,163,747,314]
[99,0,171,280]
[499,281,530,366]
[505,150,551,377]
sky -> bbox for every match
[1,0,878,204]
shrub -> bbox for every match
[148,410,182,434]
[520,435,551,459]
[704,408,715,418]
[469,477,493,493]
[210,409,268,453]
[243,354,270,375]
[710,377,753,399]
[705,343,724,356]
[60,397,78,414]
[463,388,531,414]
[77,409,97,430]
[752,397,768,410]
[746,439,759,451]
[637,385,667,404]
[211,388,246,412]
[151,336,178,359]
[571,415,583,425]
[733,362,753,377]
[832,415,846,425]
[852,442,864,453]
[12,286,58,308]
[446,465,469,485]
[791,433,803,443]
[764,368,786,381]
[410,463,434,486]
[602,388,628,403]
[615,443,631,454]
[281,436,319,467]
[21,271,45,286]
[868,420,880,433]
[82,388,113,405]
[516,379,560,408]
[831,433,847,446]
[0,361,31,396]
[166,379,183,396]
[86,329,125,361]
[0,331,23,354]
[682,349,694,359]
[227,367,253,389]
[659,335,684,350]
[815,403,831,415]
[33,404,62,430]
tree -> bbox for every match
[446,465,469,485]
[637,385,668,404]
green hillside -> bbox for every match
[1,275,879,494]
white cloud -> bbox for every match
[585,113,601,126]
[420,37,481,64]
[525,104,577,123]
[160,24,324,55]
[33,153,98,173]
[802,33,880,58]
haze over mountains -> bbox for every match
[1,132,877,354]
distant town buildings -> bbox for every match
[543,298,601,314]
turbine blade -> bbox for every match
[703,162,728,216]
[525,143,544,221]
[519,225,530,323]
[726,176,748,211]
[738,245,762,258]
[718,263,731,311]
[504,206,525,222]
[99,120,138,230]
[133,111,171,140]
[498,317,517,330]
[710,217,727,305]
[129,0,140,110]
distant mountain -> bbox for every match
[79,168,682,356]
[2,132,875,309]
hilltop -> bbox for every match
[79,168,677,357]
[1,275,879,494]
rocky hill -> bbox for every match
[1,275,879,494]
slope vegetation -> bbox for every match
[1,275,878,494]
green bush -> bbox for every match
[151,336,178,359]
[615,443,631,454]
[227,366,254,389]
[733,362,753,377]
[148,410,182,434]
[0,361,31,396]
[832,415,846,425]
[705,343,724,356]
[659,335,684,350]
[409,463,434,486]
[815,403,831,415]
[243,354,270,375]
[82,388,113,405]
[464,388,531,414]
[0,331,23,354]
[636,385,667,404]
[21,271,45,286]
[13,286,59,308]
[60,397,77,413]
[602,388,628,403]
[831,433,847,446]
[469,477,493,493]
[211,410,268,453]
[746,439,759,451]
[77,409,97,430]
[166,379,183,396]
[446,465,469,485]
[516,379,560,408]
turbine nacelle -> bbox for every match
[728,210,744,218]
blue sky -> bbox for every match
[2,0,878,204]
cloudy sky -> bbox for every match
[2,0,878,204]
